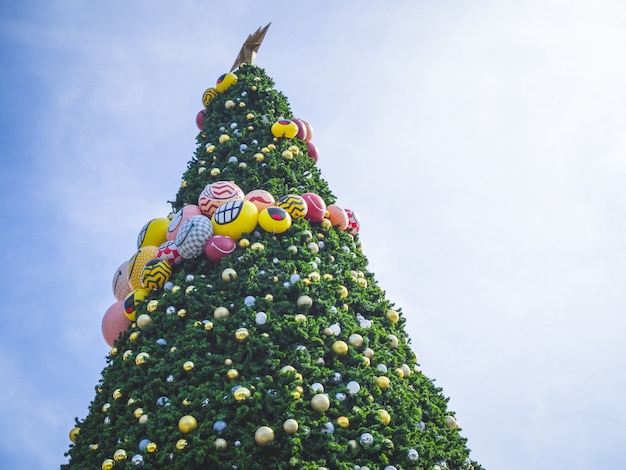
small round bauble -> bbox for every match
[344,208,361,235]
[378,409,391,425]
[176,439,187,450]
[233,387,251,401]
[226,368,239,379]
[276,194,308,219]
[296,295,313,310]
[301,193,326,222]
[156,240,183,265]
[216,72,238,93]
[332,340,349,356]
[310,394,330,412]
[221,267,237,282]
[178,415,198,433]
[327,205,349,230]
[214,438,227,450]
[137,217,169,249]
[123,288,149,321]
[195,109,206,130]
[175,215,213,259]
[291,118,307,140]
[136,314,152,329]
[212,199,258,240]
[69,426,80,443]
[167,205,203,241]
[214,306,230,318]
[387,334,399,348]
[198,181,245,217]
[244,189,275,212]
[204,235,237,263]
[445,415,459,430]
[375,376,391,389]
[254,426,275,446]
[234,327,249,342]
[202,87,219,106]
[283,419,298,434]
[258,206,292,234]
[128,246,159,290]
[386,309,399,323]
[183,361,194,371]
[102,459,115,470]
[306,141,318,163]
[102,300,131,347]
[271,119,298,138]
[336,416,350,428]
[112,260,132,301]
[140,258,172,290]
[134,352,150,365]
[145,442,157,453]
[348,333,364,347]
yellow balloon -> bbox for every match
[69,426,80,443]
[212,200,258,240]
[137,217,169,249]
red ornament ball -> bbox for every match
[306,141,318,163]
[204,235,237,263]
[301,193,326,223]
[291,118,307,140]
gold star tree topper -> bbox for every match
[230,23,271,72]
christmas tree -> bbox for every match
[63,29,482,470]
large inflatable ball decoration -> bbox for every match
[137,218,169,249]
[212,199,258,240]
[167,205,203,241]
[175,215,214,259]
[198,181,245,218]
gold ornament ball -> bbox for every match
[362,356,371,366]
[357,277,368,288]
[224,358,233,366]
[239,238,250,248]
[221,268,237,282]
[226,368,239,379]
[375,376,391,389]
[69,427,80,443]
[280,365,296,374]
[214,437,228,450]
[139,414,149,424]
[251,242,265,251]
[183,361,194,371]
[146,300,158,312]
[445,415,460,429]
[113,449,127,461]
[348,333,364,347]
[214,306,230,318]
[133,408,143,419]
[400,364,412,377]
[321,218,332,230]
[112,388,122,400]
[225,100,235,109]
[235,327,249,342]
[295,314,307,322]
[363,348,374,358]
[387,334,399,348]
[102,403,111,412]
[395,367,405,378]
[177,308,186,317]
[283,418,299,434]
[281,150,294,160]
[129,331,140,342]
[109,347,117,356]
[307,241,319,254]
[102,459,115,470]
[378,409,391,425]
[386,309,400,323]
[310,394,330,412]
[296,295,313,309]
[348,439,358,449]
[176,439,188,450]
[178,415,198,433]
[308,272,321,282]
[255,426,275,446]
[287,245,298,254]
[288,145,300,155]
[332,340,349,356]
[338,285,348,298]
[135,352,150,365]
[146,442,157,453]
[219,134,230,144]
[336,416,350,428]
[233,387,251,401]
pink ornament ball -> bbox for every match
[204,235,237,263]
[167,205,203,241]
[327,204,349,230]
[196,110,207,130]
[244,189,275,212]
[198,181,245,217]
[112,260,132,301]
[301,193,326,223]
[306,142,318,163]
[291,118,307,140]
[156,240,183,265]
[345,208,361,235]
[102,300,131,347]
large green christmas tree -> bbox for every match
[63,32,482,470]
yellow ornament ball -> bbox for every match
[214,437,228,450]
[176,438,188,450]
[137,217,169,249]
[336,416,350,428]
[183,361,194,371]
[375,376,391,389]
[283,419,298,434]
[332,340,349,356]
[178,415,198,433]
[271,119,299,138]
[258,207,292,234]
[233,386,251,401]
[102,459,115,470]
[226,368,239,379]
[136,314,152,329]
[146,442,157,453]
[214,306,230,318]
[235,327,249,342]
[212,199,258,240]
[386,309,400,323]
[254,426,275,446]
[127,246,158,290]
[216,72,238,93]
[310,394,330,412]
[135,352,150,365]
[202,87,219,106]
[221,268,237,282]
[378,409,391,425]
[113,449,127,461]
[69,427,80,443]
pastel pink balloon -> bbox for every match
[291,118,307,140]
[306,142,318,163]
[301,192,326,223]
[300,119,314,142]
[167,204,203,241]
[102,300,131,347]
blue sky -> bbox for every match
[2,1,626,468]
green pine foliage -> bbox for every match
[63,63,482,470]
